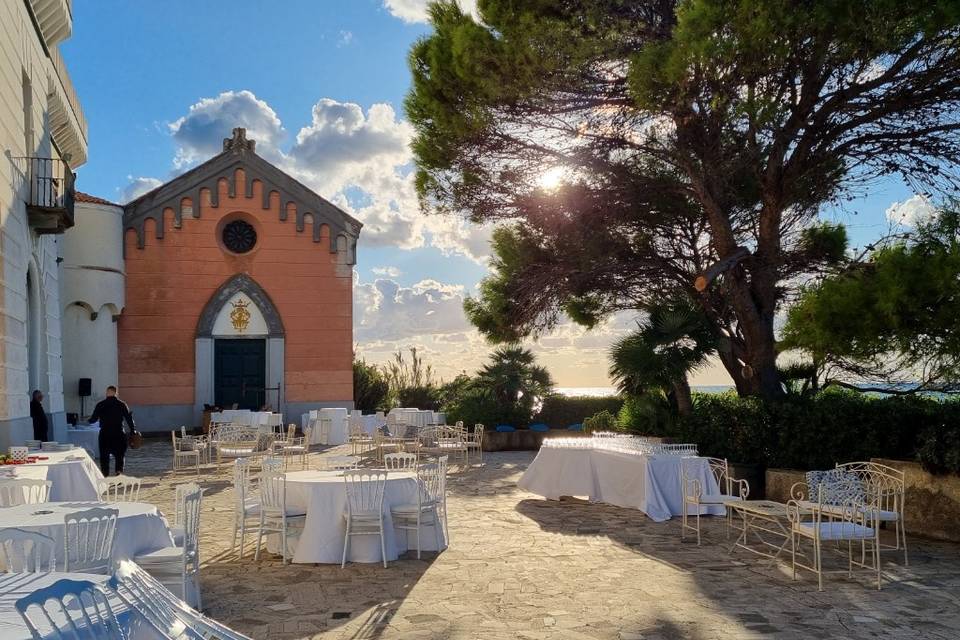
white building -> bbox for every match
[0,0,88,448]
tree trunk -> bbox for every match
[671,378,694,417]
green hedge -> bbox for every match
[644,389,960,473]
[534,395,624,428]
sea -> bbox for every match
[555,385,734,397]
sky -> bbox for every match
[61,0,933,389]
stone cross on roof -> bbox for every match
[223,127,256,153]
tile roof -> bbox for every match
[75,192,120,206]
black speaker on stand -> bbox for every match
[78,378,92,419]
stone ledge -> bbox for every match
[765,461,960,543]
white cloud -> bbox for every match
[169,90,285,167]
[372,266,402,277]
[119,176,163,202]
[885,194,935,227]
[383,0,479,23]
[337,30,353,47]
[150,90,496,262]
[355,278,473,343]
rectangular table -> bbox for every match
[725,499,805,562]
[0,448,103,501]
[518,446,725,522]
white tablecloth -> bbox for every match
[303,408,350,445]
[210,410,280,427]
[0,501,174,567]
[390,409,436,428]
[0,572,166,640]
[360,414,382,435]
[0,449,103,501]
[66,426,100,458]
[518,448,725,522]
[272,470,446,563]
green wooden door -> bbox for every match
[214,339,266,410]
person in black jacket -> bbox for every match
[30,390,48,442]
[89,385,136,476]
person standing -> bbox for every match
[30,390,48,442]
[89,385,135,476]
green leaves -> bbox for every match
[783,205,960,391]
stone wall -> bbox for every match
[0,1,80,447]
[765,462,960,543]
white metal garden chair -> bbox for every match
[835,461,908,565]
[0,478,52,507]
[465,424,484,465]
[133,484,203,609]
[15,578,138,640]
[341,470,388,568]
[215,426,259,467]
[98,475,142,502]
[171,431,201,474]
[383,452,418,471]
[273,424,308,469]
[391,462,444,559]
[0,528,56,573]
[63,507,119,574]
[349,417,375,455]
[318,455,360,471]
[681,457,749,545]
[254,466,306,564]
[230,459,259,558]
[788,483,883,591]
[181,426,211,464]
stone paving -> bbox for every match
[124,439,960,640]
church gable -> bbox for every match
[122,128,361,263]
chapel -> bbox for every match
[61,128,362,429]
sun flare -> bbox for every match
[537,165,566,191]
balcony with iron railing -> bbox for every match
[15,156,76,234]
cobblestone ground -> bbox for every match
[125,439,960,640]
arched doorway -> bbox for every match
[194,274,285,420]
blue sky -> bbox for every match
[60,0,929,387]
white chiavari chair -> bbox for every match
[15,578,134,640]
[254,466,306,564]
[0,479,51,507]
[134,484,203,609]
[63,507,119,574]
[383,452,418,471]
[230,459,259,558]
[0,528,56,573]
[391,462,444,559]
[98,475,142,503]
[341,470,388,568]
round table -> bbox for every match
[0,501,174,568]
[0,572,172,640]
[0,449,103,502]
[272,470,446,564]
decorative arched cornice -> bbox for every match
[122,128,361,264]
[196,273,284,338]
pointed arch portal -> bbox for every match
[194,274,285,420]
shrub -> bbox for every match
[534,395,623,428]
[617,392,674,434]
[353,359,390,413]
[644,389,960,473]
[443,387,528,428]
[583,410,618,433]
